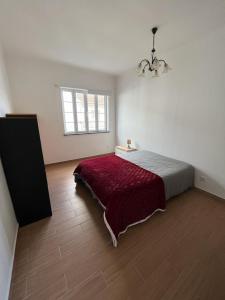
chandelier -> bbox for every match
[137,27,171,77]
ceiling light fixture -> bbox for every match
[137,27,171,77]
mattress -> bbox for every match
[117,150,194,200]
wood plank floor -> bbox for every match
[9,159,225,300]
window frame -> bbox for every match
[60,87,110,136]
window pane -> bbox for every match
[76,93,85,112]
[65,123,74,132]
[98,113,105,122]
[62,90,72,102]
[77,122,86,132]
[98,95,105,114]
[98,122,106,130]
[76,102,84,113]
[88,112,95,122]
[76,92,86,131]
[87,94,95,103]
[77,112,85,122]
[98,105,104,114]
[87,94,96,131]
[89,122,96,131]
[65,112,74,123]
[62,89,75,133]
[98,95,104,106]
[97,95,106,130]
[64,102,73,113]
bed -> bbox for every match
[74,150,194,246]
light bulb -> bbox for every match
[152,70,159,78]
[152,58,159,70]
[137,68,145,77]
[162,64,168,73]
[137,68,144,77]
[166,63,172,71]
[137,70,143,77]
[136,63,142,75]
[163,63,172,74]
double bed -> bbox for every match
[74,150,194,246]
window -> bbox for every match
[61,87,109,135]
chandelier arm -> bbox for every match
[143,62,152,72]
[158,59,167,64]
[139,59,150,65]
[139,59,154,72]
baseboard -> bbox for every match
[45,152,114,167]
[6,223,19,300]
[194,187,225,201]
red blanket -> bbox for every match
[74,154,166,246]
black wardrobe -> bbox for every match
[0,114,52,226]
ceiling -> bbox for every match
[0,0,225,74]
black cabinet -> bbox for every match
[0,115,52,226]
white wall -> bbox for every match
[6,54,116,164]
[116,26,225,199]
[0,44,18,300]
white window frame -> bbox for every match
[60,87,110,135]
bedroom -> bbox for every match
[0,0,225,299]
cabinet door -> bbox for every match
[0,117,52,226]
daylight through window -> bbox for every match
[61,88,109,134]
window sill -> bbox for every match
[64,131,110,136]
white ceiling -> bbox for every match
[0,0,225,74]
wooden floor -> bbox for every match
[9,159,225,300]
